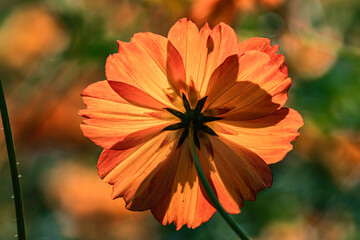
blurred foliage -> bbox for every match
[0,0,359,239]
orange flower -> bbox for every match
[80,18,303,229]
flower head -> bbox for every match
[80,18,303,229]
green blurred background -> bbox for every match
[0,0,359,239]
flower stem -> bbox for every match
[188,132,249,240]
[0,79,26,240]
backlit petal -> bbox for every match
[98,132,179,210]
[205,54,239,109]
[151,140,216,230]
[108,80,168,110]
[239,37,287,74]
[80,81,176,150]
[168,18,204,89]
[81,80,126,103]
[208,135,272,202]
[200,22,239,96]
[105,32,175,107]
[166,41,187,95]
[81,119,173,150]
[213,108,304,164]
[207,50,290,120]
[196,138,241,214]
[168,19,239,97]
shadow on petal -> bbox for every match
[205,79,287,123]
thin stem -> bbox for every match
[188,131,249,240]
[0,79,26,240]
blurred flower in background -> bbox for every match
[189,0,286,27]
[42,161,156,240]
[256,213,355,240]
[0,5,68,74]
[296,122,360,189]
[279,29,340,79]
[0,0,359,239]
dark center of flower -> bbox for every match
[162,93,221,149]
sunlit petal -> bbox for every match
[105,32,175,107]
[213,108,304,164]
[80,81,176,150]
[151,140,216,230]
[98,132,179,210]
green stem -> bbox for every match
[188,132,249,240]
[0,79,26,240]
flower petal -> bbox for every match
[81,119,172,150]
[81,81,173,121]
[126,147,181,211]
[80,81,176,150]
[239,37,277,54]
[200,22,239,96]
[151,140,216,230]
[205,54,239,109]
[239,37,287,73]
[81,80,126,103]
[204,135,272,202]
[239,37,288,75]
[108,80,168,110]
[168,18,204,89]
[105,32,175,107]
[207,50,290,120]
[98,132,179,210]
[168,19,239,97]
[213,108,304,164]
[166,41,187,95]
[196,137,242,214]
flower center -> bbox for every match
[162,93,221,149]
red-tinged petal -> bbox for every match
[205,54,239,109]
[105,32,175,107]
[151,140,216,230]
[166,41,187,95]
[98,132,179,210]
[208,135,273,201]
[168,19,239,97]
[214,108,304,164]
[108,80,168,110]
